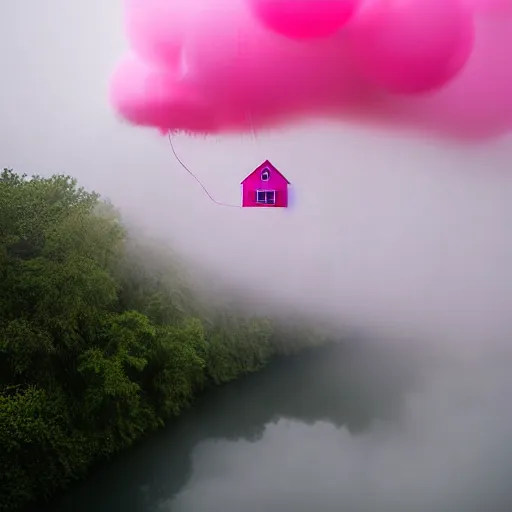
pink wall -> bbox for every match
[241,162,289,208]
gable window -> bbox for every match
[256,190,276,205]
[261,169,270,181]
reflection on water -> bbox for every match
[37,341,512,512]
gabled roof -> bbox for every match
[240,160,291,184]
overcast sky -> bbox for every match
[1,0,512,358]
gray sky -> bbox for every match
[1,0,512,359]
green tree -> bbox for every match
[0,169,331,511]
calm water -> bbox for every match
[39,342,512,512]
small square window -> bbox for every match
[256,190,276,205]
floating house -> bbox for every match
[240,160,290,208]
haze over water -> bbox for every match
[37,342,512,512]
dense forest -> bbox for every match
[0,169,331,511]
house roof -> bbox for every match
[240,160,291,184]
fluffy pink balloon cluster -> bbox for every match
[110,0,512,140]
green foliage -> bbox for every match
[0,169,329,511]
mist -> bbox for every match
[2,1,512,508]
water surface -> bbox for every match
[40,342,512,512]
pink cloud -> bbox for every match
[109,0,512,141]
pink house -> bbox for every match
[240,160,290,208]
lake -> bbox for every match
[38,341,512,512]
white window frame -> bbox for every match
[256,189,276,205]
[261,169,270,181]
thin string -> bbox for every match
[167,133,242,208]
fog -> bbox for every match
[2,1,512,508]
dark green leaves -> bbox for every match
[0,169,329,511]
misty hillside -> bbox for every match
[0,169,333,511]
